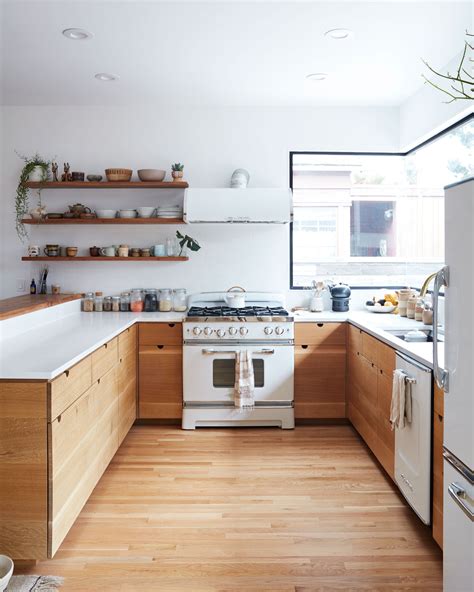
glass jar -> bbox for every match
[144,289,158,312]
[120,292,130,312]
[172,288,187,312]
[406,294,417,319]
[83,292,94,312]
[112,296,121,312]
[103,296,112,312]
[130,289,144,312]
[159,289,173,312]
[94,296,103,312]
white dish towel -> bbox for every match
[390,369,412,430]
[234,350,255,410]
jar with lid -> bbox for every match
[83,292,94,312]
[415,297,424,321]
[406,294,417,319]
[422,294,433,325]
[94,295,104,312]
[159,289,173,312]
[144,289,158,312]
[120,292,130,312]
[172,288,187,312]
[103,296,112,312]
[112,296,121,312]
[130,289,144,312]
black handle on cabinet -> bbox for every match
[301,345,308,349]
[168,323,175,328]
[157,345,165,350]
[65,370,70,378]
[317,323,324,328]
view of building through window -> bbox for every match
[291,117,473,288]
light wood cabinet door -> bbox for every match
[295,322,346,346]
[361,331,378,365]
[294,345,346,418]
[347,350,378,452]
[348,325,363,354]
[118,329,137,445]
[138,345,183,419]
[376,371,395,479]
[139,323,182,346]
[49,367,119,556]
[91,337,118,383]
[50,355,92,421]
[432,384,444,549]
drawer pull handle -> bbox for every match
[168,323,175,328]
[302,345,308,349]
[97,378,101,384]
[157,345,164,350]
[57,414,62,423]
[104,343,108,349]
[65,370,70,378]
[317,323,324,328]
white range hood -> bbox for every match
[183,188,293,224]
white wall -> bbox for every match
[1,105,398,301]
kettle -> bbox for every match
[328,283,351,312]
[224,286,246,309]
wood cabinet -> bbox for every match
[294,323,346,419]
[432,384,444,549]
[0,326,138,561]
[139,322,182,346]
[347,326,396,479]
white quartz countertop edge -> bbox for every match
[0,309,439,380]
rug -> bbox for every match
[7,575,63,591]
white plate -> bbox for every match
[365,304,396,313]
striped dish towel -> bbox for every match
[234,350,255,410]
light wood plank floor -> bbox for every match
[18,425,442,591]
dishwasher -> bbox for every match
[394,352,433,524]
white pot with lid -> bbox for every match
[224,286,246,308]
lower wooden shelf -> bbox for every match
[22,256,188,262]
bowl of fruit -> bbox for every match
[365,292,398,313]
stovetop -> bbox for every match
[187,305,290,319]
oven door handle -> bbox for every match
[201,348,275,355]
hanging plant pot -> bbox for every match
[28,165,47,182]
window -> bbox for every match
[291,116,473,288]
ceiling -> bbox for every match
[0,1,471,106]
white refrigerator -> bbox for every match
[433,177,474,592]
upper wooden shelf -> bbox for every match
[24,181,189,189]
[22,218,185,225]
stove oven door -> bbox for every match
[183,343,294,405]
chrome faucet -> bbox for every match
[420,270,442,297]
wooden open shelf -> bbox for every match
[24,181,188,189]
[22,218,185,225]
[22,256,188,262]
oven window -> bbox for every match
[213,359,264,388]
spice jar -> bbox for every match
[103,296,112,312]
[406,294,417,319]
[173,288,187,312]
[422,295,433,325]
[83,292,94,312]
[159,288,173,312]
[112,296,121,312]
[415,297,424,321]
[94,294,104,312]
[120,292,130,312]
[144,289,158,312]
[130,289,144,312]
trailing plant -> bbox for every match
[176,230,201,255]
[15,152,50,241]
[171,162,184,172]
[422,31,474,103]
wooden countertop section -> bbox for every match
[0,294,82,321]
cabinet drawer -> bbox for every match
[139,323,182,346]
[377,341,396,376]
[50,355,92,420]
[348,325,363,353]
[49,367,119,556]
[91,337,118,383]
[361,331,378,364]
[118,325,137,360]
[295,322,346,346]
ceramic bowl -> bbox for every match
[0,555,14,592]
[137,207,156,218]
[365,304,396,314]
[95,209,117,219]
[137,169,166,182]
[119,209,137,219]
[87,174,103,182]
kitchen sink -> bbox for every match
[385,329,443,343]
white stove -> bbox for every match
[182,292,295,430]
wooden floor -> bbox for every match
[18,425,442,591]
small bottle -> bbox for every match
[111,296,121,312]
[94,292,104,312]
[30,279,36,294]
[120,292,130,312]
[103,296,113,312]
[83,292,95,312]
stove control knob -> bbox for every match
[204,327,213,336]
[275,326,284,335]
[240,327,249,336]
[193,327,202,336]
[228,327,238,336]
[217,329,226,338]
[264,326,274,335]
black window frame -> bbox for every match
[289,113,474,290]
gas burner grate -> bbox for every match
[187,305,289,318]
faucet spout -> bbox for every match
[420,270,442,297]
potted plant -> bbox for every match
[176,230,201,256]
[171,162,184,181]
[15,152,50,241]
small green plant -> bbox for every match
[15,152,50,241]
[176,230,201,255]
[171,163,184,172]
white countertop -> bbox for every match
[0,307,441,380]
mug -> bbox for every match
[100,246,116,257]
[89,246,100,257]
[130,248,141,257]
[44,245,60,257]
[140,248,151,257]
[153,244,165,257]
[28,245,40,257]
[52,284,61,295]
[118,246,129,257]
[66,247,78,257]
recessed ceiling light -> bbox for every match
[95,72,119,82]
[306,73,328,82]
[325,28,353,40]
[62,28,93,41]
